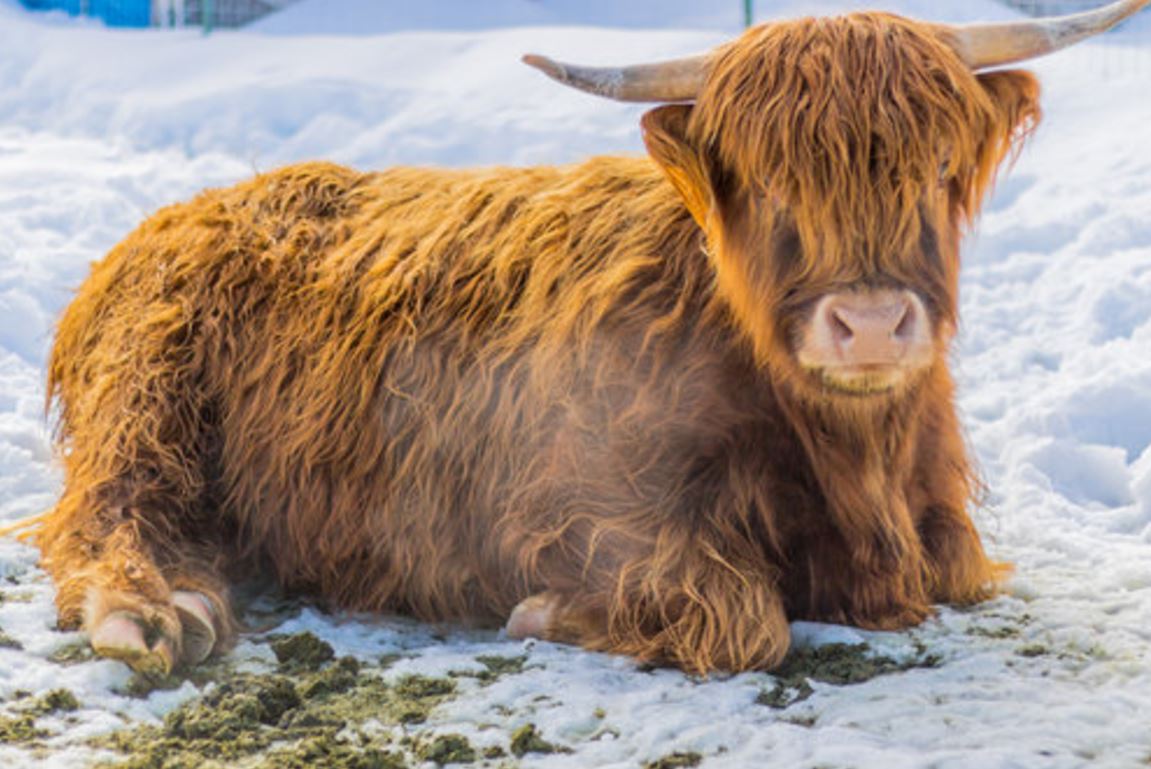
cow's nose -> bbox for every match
[810,290,929,367]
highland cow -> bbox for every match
[22,1,1148,675]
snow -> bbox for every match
[247,0,1022,36]
[1,0,1150,767]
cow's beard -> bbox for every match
[807,364,911,397]
[786,357,936,408]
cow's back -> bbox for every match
[58,158,734,623]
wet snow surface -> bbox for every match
[1,1,1149,767]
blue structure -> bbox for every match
[20,0,152,27]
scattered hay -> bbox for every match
[1016,644,1049,658]
[0,714,45,743]
[118,672,187,699]
[300,656,361,698]
[969,625,1021,640]
[644,751,703,769]
[377,653,408,669]
[756,642,942,710]
[510,723,568,757]
[393,674,455,700]
[26,689,80,715]
[266,736,407,769]
[417,733,475,765]
[0,627,22,650]
[475,655,526,678]
[450,654,529,685]
[48,641,95,665]
[92,647,465,769]
[756,679,814,710]
[271,632,336,671]
[0,688,80,745]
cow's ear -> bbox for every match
[955,69,1041,216]
[975,69,1042,168]
[642,104,715,230]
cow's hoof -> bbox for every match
[89,591,218,675]
[173,591,217,665]
[505,593,558,640]
[90,611,176,676]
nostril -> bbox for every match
[805,291,930,370]
[892,302,916,341]
[830,309,854,343]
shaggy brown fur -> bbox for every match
[30,13,1040,674]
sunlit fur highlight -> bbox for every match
[28,13,1041,674]
[696,13,1038,268]
[691,13,1039,369]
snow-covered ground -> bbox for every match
[1,1,1149,767]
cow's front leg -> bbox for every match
[910,382,1003,605]
[790,522,934,631]
[506,536,790,674]
[918,505,1002,605]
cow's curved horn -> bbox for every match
[521,53,710,103]
[945,0,1149,69]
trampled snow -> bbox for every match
[0,1,1149,767]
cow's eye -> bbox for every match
[937,162,950,185]
[937,153,954,185]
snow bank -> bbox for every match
[248,0,1021,36]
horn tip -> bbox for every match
[522,54,563,79]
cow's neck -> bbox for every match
[777,380,928,568]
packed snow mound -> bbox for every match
[250,0,1021,35]
[0,1,1150,768]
